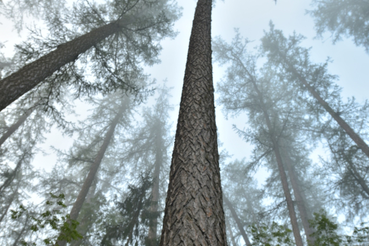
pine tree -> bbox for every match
[159,0,227,244]
[261,23,369,159]
[0,0,179,111]
[308,0,369,53]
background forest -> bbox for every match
[0,0,369,245]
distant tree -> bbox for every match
[214,33,304,246]
[317,100,369,220]
[214,32,329,245]
[100,175,154,246]
[261,23,369,159]
[220,157,262,246]
[308,0,369,53]
[98,85,172,246]
[56,91,135,246]
[159,0,228,244]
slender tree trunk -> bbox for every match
[280,56,369,159]
[0,107,35,147]
[282,149,315,245]
[238,59,304,246]
[147,121,163,245]
[159,0,227,245]
[57,102,126,246]
[0,151,28,197]
[0,183,19,224]
[12,214,30,246]
[69,182,97,246]
[0,15,139,111]
[225,219,238,246]
[223,195,252,246]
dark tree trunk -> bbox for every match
[223,195,252,246]
[282,150,315,245]
[280,56,369,160]
[159,0,227,245]
[0,107,35,147]
[0,16,137,111]
[57,102,126,246]
[147,121,163,245]
[238,60,304,246]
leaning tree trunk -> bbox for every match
[239,59,304,246]
[282,149,315,245]
[280,56,369,159]
[223,195,252,246]
[57,102,126,246]
[159,0,227,245]
[0,107,35,147]
[147,120,163,245]
[0,15,138,111]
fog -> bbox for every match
[0,0,369,245]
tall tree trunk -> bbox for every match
[225,219,238,246]
[159,0,227,245]
[0,152,26,194]
[12,214,30,246]
[57,102,126,246]
[0,107,35,147]
[238,59,304,246]
[0,15,138,111]
[280,56,369,159]
[223,195,252,246]
[147,120,163,245]
[0,182,20,224]
[282,149,315,245]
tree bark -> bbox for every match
[282,150,315,245]
[0,15,138,111]
[0,107,35,147]
[159,0,227,245]
[237,58,304,246]
[147,120,163,245]
[280,56,369,160]
[223,195,252,246]
[57,102,126,246]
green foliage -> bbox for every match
[308,211,342,246]
[308,210,369,246]
[249,221,294,246]
[10,193,82,246]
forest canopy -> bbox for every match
[0,0,369,245]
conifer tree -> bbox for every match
[160,0,227,244]
[0,0,179,111]
[261,24,369,159]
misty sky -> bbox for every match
[1,0,369,181]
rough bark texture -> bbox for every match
[282,150,315,245]
[223,196,252,246]
[281,57,369,160]
[0,16,135,111]
[57,103,125,246]
[239,60,304,246]
[0,107,35,147]
[159,0,227,245]
[147,120,163,245]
